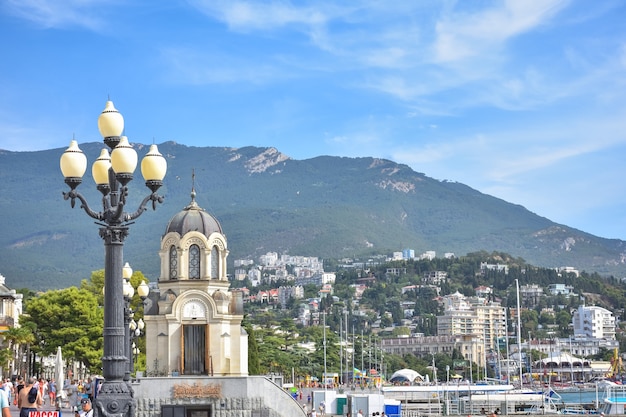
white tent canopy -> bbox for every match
[534,351,590,367]
[389,368,424,383]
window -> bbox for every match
[210,246,219,279]
[189,244,200,279]
[169,246,178,280]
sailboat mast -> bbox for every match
[516,279,524,387]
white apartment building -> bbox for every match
[548,283,574,296]
[572,305,616,340]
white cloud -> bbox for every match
[433,0,569,63]
[2,0,114,30]
[188,0,330,31]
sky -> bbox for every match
[1,0,626,240]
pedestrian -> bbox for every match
[18,377,41,417]
[37,379,47,406]
[14,377,24,405]
[0,386,11,417]
[2,380,12,406]
[84,378,93,403]
[48,379,56,408]
[76,398,93,417]
[66,380,79,411]
[357,409,364,417]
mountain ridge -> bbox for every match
[1,142,625,290]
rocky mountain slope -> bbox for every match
[1,142,625,290]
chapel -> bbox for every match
[143,188,248,376]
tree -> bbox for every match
[21,287,104,373]
[2,326,35,376]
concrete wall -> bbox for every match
[132,376,306,417]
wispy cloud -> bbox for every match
[433,0,569,63]
[160,46,287,85]
[1,0,115,30]
[188,0,331,31]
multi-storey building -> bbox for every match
[520,284,544,307]
[572,305,616,340]
[547,283,574,296]
[423,271,447,285]
[381,334,485,368]
[480,262,508,274]
[0,274,22,332]
[277,285,304,307]
[437,291,506,352]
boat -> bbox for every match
[597,381,626,415]
[382,383,560,415]
[561,405,590,414]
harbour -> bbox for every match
[302,382,623,416]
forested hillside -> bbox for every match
[2,143,626,290]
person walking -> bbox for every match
[0,385,12,417]
[66,380,79,411]
[2,379,12,406]
[17,377,41,417]
[48,380,56,408]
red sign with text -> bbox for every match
[29,411,61,417]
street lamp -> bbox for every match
[132,343,140,365]
[122,262,149,381]
[60,100,166,417]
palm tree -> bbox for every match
[2,326,35,377]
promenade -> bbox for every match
[8,398,73,417]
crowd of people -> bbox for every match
[0,375,98,417]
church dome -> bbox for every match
[165,190,223,238]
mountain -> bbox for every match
[1,142,626,290]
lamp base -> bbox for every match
[94,380,135,417]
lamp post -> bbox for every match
[122,262,149,381]
[60,100,166,417]
[132,344,140,365]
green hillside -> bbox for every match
[1,142,625,290]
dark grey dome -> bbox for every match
[165,190,222,238]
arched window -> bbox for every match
[169,246,178,280]
[189,244,200,279]
[211,246,219,279]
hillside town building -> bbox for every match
[572,304,616,340]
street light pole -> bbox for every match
[60,100,167,417]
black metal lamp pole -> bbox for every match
[60,100,167,417]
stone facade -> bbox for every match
[132,376,305,417]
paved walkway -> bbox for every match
[8,399,73,417]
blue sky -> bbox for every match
[1,1,626,240]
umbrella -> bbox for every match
[55,347,65,405]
